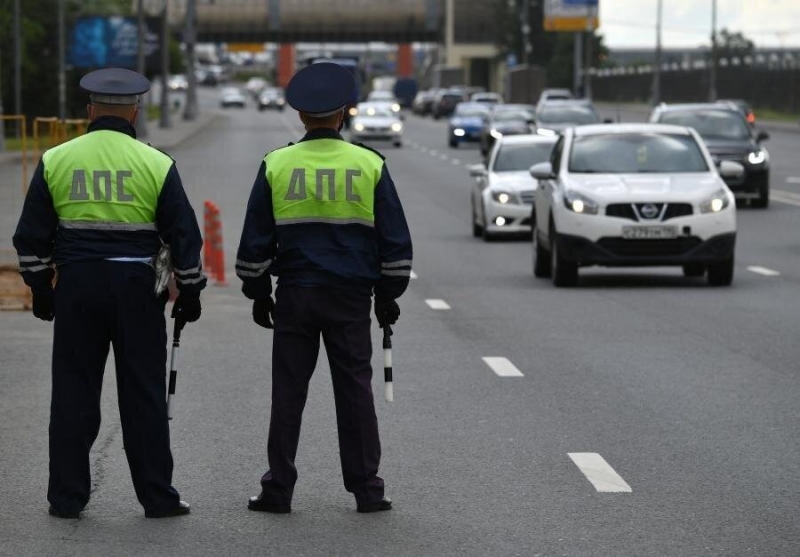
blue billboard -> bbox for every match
[69,16,160,69]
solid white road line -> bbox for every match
[482,357,524,377]
[568,453,632,493]
[410,270,418,280]
[747,265,781,276]
[425,299,451,310]
[773,188,800,199]
[770,193,800,208]
[785,177,800,184]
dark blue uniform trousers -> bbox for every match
[260,285,384,506]
[48,261,180,515]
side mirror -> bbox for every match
[756,130,769,142]
[718,160,745,180]
[469,164,487,178]
[530,162,555,180]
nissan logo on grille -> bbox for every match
[637,203,662,220]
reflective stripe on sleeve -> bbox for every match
[19,255,52,264]
[174,266,202,276]
[20,264,51,273]
[175,275,206,285]
[381,269,411,277]
[236,259,272,270]
[381,259,412,269]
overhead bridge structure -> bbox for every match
[164,0,501,88]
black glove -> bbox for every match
[374,298,400,328]
[252,297,275,329]
[32,288,55,321]
[171,294,201,323]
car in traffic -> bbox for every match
[470,92,503,106]
[257,87,285,111]
[536,88,574,107]
[411,89,440,115]
[448,102,491,148]
[469,134,557,241]
[649,103,770,207]
[530,124,741,286]
[168,74,188,92]
[350,102,403,148]
[245,77,269,98]
[533,99,601,135]
[718,98,756,126]
[432,89,468,119]
[479,104,536,157]
[219,86,247,108]
[366,90,402,117]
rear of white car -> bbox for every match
[532,124,739,286]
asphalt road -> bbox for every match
[1,91,800,556]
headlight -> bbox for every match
[491,190,518,204]
[391,103,401,112]
[563,190,599,215]
[366,108,376,116]
[391,122,403,132]
[747,150,767,165]
[353,123,365,132]
[348,107,358,117]
[453,128,466,137]
[699,188,731,213]
[490,129,503,139]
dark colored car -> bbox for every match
[432,90,468,120]
[447,102,490,148]
[650,103,770,207]
[479,104,536,157]
[393,78,419,109]
[718,99,756,126]
[533,100,601,134]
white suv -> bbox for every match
[531,124,742,286]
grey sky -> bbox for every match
[596,0,800,49]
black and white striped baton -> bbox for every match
[167,317,186,420]
[383,325,393,402]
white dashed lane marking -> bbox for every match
[425,299,451,310]
[568,453,632,493]
[482,357,524,377]
[772,189,800,207]
[747,266,781,276]
[785,177,800,184]
[451,159,461,165]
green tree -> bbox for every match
[492,0,608,88]
[716,28,755,61]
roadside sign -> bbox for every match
[544,0,599,32]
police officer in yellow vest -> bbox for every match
[236,62,413,514]
[13,68,205,519]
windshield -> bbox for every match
[493,142,555,172]
[494,109,534,123]
[359,105,394,118]
[568,133,709,174]
[455,105,489,118]
[659,110,750,140]
[537,106,599,125]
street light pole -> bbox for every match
[652,0,662,105]
[136,0,150,139]
[183,0,198,120]
[58,0,66,119]
[159,0,172,128]
[709,0,718,101]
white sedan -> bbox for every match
[469,134,556,241]
[531,124,742,286]
[350,102,403,148]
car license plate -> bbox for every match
[621,225,678,239]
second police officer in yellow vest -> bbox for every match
[236,62,413,513]
[13,68,205,519]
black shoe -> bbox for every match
[145,500,191,518]
[248,493,291,514]
[356,497,392,513]
[48,506,81,519]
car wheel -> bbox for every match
[481,208,493,242]
[707,256,734,286]
[752,184,769,208]
[682,263,705,278]
[533,228,551,278]
[550,229,578,287]
[394,141,402,148]
[449,139,458,148]
[471,199,482,237]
